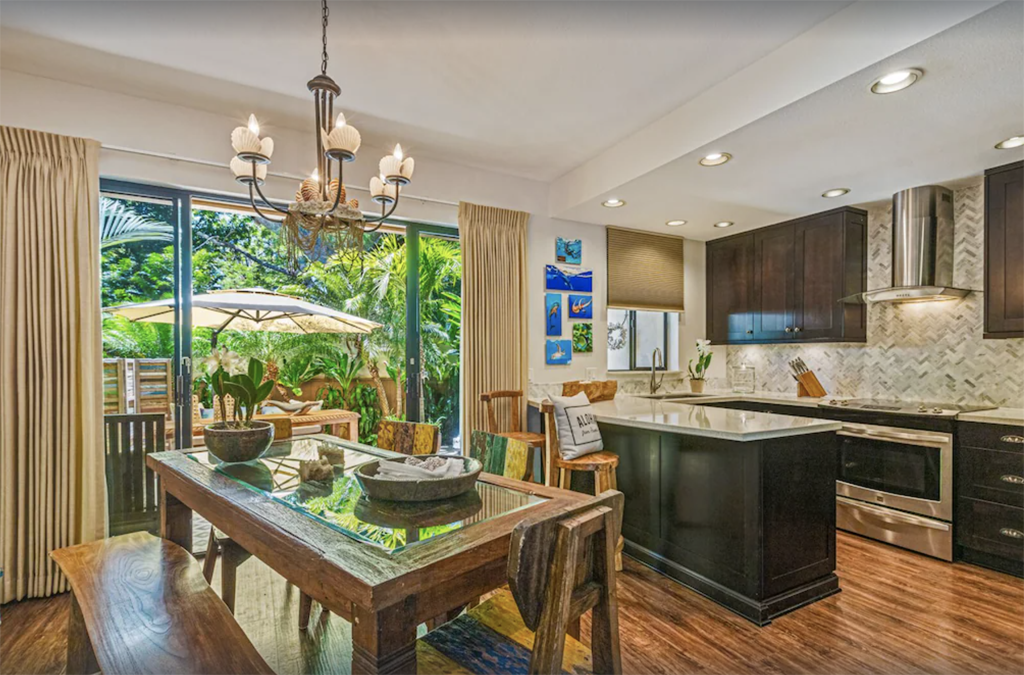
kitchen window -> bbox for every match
[607,308,670,371]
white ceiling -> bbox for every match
[1,1,1022,240]
[0,0,848,180]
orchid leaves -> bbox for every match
[212,357,276,427]
[688,339,713,381]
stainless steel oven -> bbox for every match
[834,422,953,560]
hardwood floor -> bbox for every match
[2,533,1022,674]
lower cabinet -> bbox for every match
[956,422,1024,578]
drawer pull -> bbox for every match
[999,528,1024,540]
[1000,474,1024,485]
[1000,435,1024,444]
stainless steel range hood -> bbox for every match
[844,185,971,304]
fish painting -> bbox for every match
[546,339,572,365]
[556,237,582,265]
[545,293,562,336]
[568,294,593,319]
[545,265,593,293]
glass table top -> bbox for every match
[187,435,547,553]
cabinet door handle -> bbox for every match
[785,327,793,332]
[1000,435,1024,444]
[999,528,1024,540]
[1001,474,1024,485]
[793,327,801,332]
[746,330,753,334]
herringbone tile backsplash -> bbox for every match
[727,181,1024,408]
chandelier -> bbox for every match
[228,0,414,268]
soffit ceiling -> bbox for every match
[1,1,1021,241]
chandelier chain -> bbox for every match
[321,0,329,75]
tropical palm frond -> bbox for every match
[100,197,174,249]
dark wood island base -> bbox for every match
[602,423,840,626]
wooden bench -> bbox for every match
[51,532,273,675]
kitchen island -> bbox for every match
[531,395,842,625]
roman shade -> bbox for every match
[606,226,685,311]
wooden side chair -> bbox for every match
[469,430,531,481]
[417,490,624,674]
[541,400,624,571]
[377,419,441,455]
[479,390,545,481]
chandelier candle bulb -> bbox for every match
[321,113,361,157]
[230,156,266,184]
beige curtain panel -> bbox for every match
[459,202,529,442]
[0,127,106,603]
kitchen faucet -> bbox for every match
[650,347,665,395]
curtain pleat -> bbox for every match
[458,202,529,445]
[0,126,107,603]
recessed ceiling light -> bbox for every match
[822,188,850,198]
[995,135,1024,150]
[602,198,626,208]
[870,68,922,94]
[714,221,734,229]
[665,220,687,227]
[699,152,732,167]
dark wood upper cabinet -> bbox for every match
[984,161,1024,339]
[706,233,754,343]
[707,207,866,345]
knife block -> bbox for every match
[796,371,827,398]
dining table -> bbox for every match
[146,434,587,674]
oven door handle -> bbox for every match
[837,425,949,446]
[837,497,950,531]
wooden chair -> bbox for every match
[51,532,273,675]
[541,401,624,571]
[377,419,442,455]
[103,413,165,536]
[417,490,624,674]
[480,390,545,481]
[469,430,532,481]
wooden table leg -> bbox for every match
[66,592,99,675]
[351,599,418,675]
[160,484,192,553]
[347,419,359,442]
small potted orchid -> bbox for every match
[687,339,713,393]
[202,348,277,463]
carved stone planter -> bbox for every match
[203,421,274,463]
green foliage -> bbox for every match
[213,358,276,428]
[100,197,173,249]
[319,352,365,402]
[349,384,382,445]
[277,355,321,397]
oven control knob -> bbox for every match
[829,399,837,405]
[840,401,849,406]
[932,408,943,414]
[918,405,928,413]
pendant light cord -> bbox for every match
[321,0,330,75]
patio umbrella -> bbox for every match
[104,288,380,346]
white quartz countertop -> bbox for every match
[533,394,841,442]
[957,408,1024,426]
[643,390,835,408]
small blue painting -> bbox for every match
[546,339,572,365]
[568,294,593,319]
[545,265,593,293]
[556,237,582,265]
[545,293,562,336]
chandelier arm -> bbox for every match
[250,167,290,215]
[249,184,286,224]
[363,191,401,224]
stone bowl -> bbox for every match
[203,421,274,464]
[355,454,482,502]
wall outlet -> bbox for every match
[528,368,534,382]
[586,367,598,381]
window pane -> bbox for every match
[607,308,630,371]
[635,311,666,369]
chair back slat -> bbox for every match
[103,413,166,536]
[377,420,441,455]
[469,430,530,481]
[479,390,524,434]
[507,490,624,674]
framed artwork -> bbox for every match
[572,323,593,353]
[545,264,593,293]
[545,339,572,365]
[568,294,593,319]
[555,237,582,265]
[545,293,562,336]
